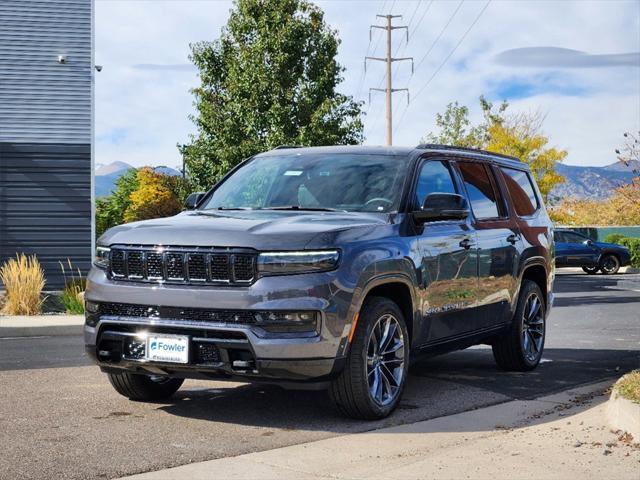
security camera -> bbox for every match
[57,55,67,64]
[95,65,103,72]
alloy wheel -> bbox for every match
[366,314,405,406]
[521,293,544,363]
[601,255,620,274]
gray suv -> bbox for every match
[86,145,555,419]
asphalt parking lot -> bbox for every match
[0,272,638,480]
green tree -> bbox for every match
[423,97,565,201]
[96,168,139,238]
[180,0,364,190]
[95,168,191,237]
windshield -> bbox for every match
[201,153,409,213]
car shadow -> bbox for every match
[553,274,627,294]
[157,347,637,433]
[553,295,640,307]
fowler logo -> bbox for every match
[149,341,185,352]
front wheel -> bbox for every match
[329,297,409,420]
[582,265,599,275]
[599,254,620,275]
[492,280,546,371]
[107,372,184,401]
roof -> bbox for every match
[258,144,528,170]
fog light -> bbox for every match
[253,311,319,335]
[85,301,100,327]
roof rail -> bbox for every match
[272,145,303,150]
[415,143,519,162]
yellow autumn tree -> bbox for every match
[485,113,566,201]
[549,178,640,226]
[123,168,182,223]
[424,98,566,202]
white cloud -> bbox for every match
[96,0,640,169]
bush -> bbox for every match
[603,233,625,244]
[618,237,640,268]
[59,260,86,314]
[0,254,46,315]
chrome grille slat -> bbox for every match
[108,246,257,285]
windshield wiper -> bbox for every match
[260,206,347,213]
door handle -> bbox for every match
[506,234,519,245]
[459,238,474,250]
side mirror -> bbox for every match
[584,239,594,246]
[413,193,469,223]
[184,192,206,210]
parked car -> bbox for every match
[554,229,630,275]
[85,145,555,419]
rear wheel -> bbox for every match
[107,372,184,401]
[582,265,599,275]
[492,280,546,371]
[329,297,409,420]
[599,254,620,275]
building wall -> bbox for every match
[0,0,93,289]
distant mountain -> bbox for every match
[551,162,636,202]
[96,161,132,176]
[604,159,640,173]
[95,162,181,197]
[153,165,182,177]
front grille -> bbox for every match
[108,246,257,285]
[98,302,257,325]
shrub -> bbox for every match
[59,260,86,314]
[618,237,640,268]
[603,233,625,244]
[0,254,46,315]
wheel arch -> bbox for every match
[343,274,417,354]
[518,257,549,311]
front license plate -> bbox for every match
[146,335,189,364]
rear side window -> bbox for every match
[500,167,539,216]
[414,160,457,207]
[457,162,503,219]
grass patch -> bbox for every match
[617,370,640,403]
[59,260,86,314]
[0,254,46,315]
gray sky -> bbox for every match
[95,0,640,170]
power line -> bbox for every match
[413,0,464,73]
[353,0,389,102]
[409,0,434,39]
[394,0,492,133]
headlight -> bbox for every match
[257,250,340,275]
[94,246,110,269]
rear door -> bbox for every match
[556,231,599,266]
[454,161,519,329]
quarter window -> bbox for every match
[414,160,457,208]
[457,162,502,219]
[500,167,539,216]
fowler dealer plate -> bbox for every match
[145,335,189,363]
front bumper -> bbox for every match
[84,268,355,385]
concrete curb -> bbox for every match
[120,380,613,480]
[0,315,84,337]
[607,376,640,440]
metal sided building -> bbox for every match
[0,0,94,289]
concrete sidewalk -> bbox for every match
[122,380,639,480]
[0,314,83,337]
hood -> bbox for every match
[98,210,389,250]
[595,241,629,250]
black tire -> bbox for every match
[107,371,184,401]
[582,266,599,275]
[492,280,546,371]
[599,254,620,275]
[329,296,410,420]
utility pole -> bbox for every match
[366,15,413,146]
